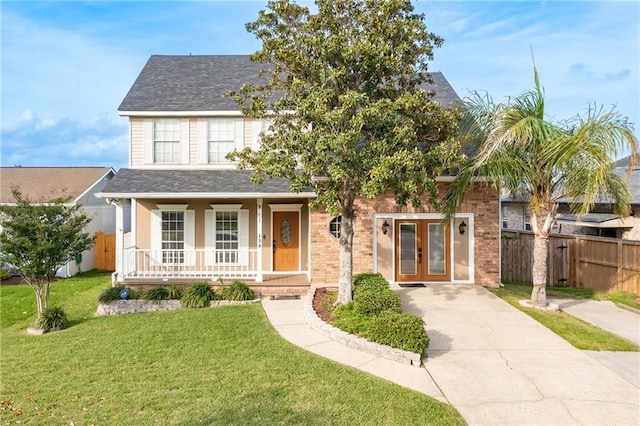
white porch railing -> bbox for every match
[123,249,260,280]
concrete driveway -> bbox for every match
[399,285,639,425]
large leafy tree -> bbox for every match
[230,0,463,304]
[444,67,638,307]
[0,189,94,315]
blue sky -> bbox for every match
[2,0,638,169]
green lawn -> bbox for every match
[0,272,464,425]
[491,282,640,352]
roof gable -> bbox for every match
[118,55,462,113]
[0,167,114,204]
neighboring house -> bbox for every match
[501,155,640,240]
[0,167,117,276]
[97,55,500,294]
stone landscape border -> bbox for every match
[302,287,422,367]
[97,298,260,316]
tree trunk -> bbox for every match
[34,285,44,314]
[335,209,354,306]
[531,234,549,307]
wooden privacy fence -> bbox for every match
[501,230,640,297]
[94,232,116,271]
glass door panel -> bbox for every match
[399,223,417,276]
[428,223,446,275]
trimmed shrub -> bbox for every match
[331,303,372,335]
[36,306,68,331]
[182,283,219,308]
[218,281,255,301]
[145,287,169,301]
[353,287,401,316]
[353,273,389,295]
[98,286,137,303]
[361,311,429,354]
[167,283,181,300]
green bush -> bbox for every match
[353,287,401,316]
[361,311,429,354]
[331,303,372,334]
[353,273,389,296]
[145,287,169,301]
[167,283,181,300]
[218,281,255,301]
[182,283,219,308]
[98,286,137,303]
[36,306,68,331]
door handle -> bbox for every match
[273,240,276,254]
[418,247,422,264]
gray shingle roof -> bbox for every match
[98,169,311,196]
[118,55,461,112]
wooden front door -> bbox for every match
[273,211,299,271]
[395,220,450,282]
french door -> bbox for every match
[395,219,450,282]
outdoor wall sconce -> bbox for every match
[381,220,390,235]
[458,220,467,235]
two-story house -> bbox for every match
[98,55,501,295]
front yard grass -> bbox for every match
[490,282,640,352]
[0,273,464,425]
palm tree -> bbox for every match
[444,67,638,307]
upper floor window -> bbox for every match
[208,119,235,164]
[153,119,181,163]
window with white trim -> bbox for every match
[161,211,184,264]
[329,216,342,238]
[524,210,532,231]
[153,119,181,163]
[208,119,235,163]
[204,205,249,266]
[150,205,195,266]
[215,211,239,263]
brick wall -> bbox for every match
[310,182,500,285]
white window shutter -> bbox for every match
[180,119,190,164]
[198,119,208,164]
[150,210,161,265]
[143,119,153,164]
[184,210,195,266]
[252,119,262,150]
[204,210,215,266]
[239,209,249,266]
[234,118,245,151]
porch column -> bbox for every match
[256,198,263,282]
[114,198,125,283]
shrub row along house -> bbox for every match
[97,55,500,295]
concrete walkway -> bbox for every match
[262,286,640,425]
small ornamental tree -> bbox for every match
[229,0,463,305]
[0,189,94,316]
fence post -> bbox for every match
[617,239,623,292]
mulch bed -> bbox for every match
[312,287,336,323]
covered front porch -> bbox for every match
[96,169,316,292]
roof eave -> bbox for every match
[95,191,317,199]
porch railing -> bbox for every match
[123,249,259,280]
